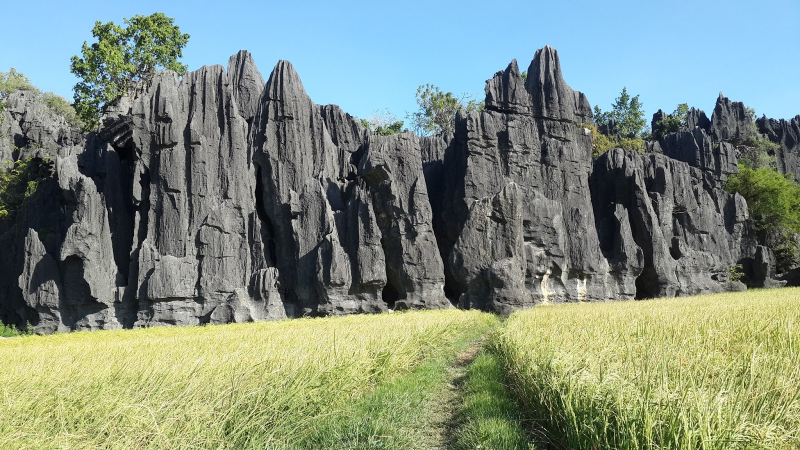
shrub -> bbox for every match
[726,163,800,270]
[738,137,779,170]
[360,109,406,136]
[41,92,81,128]
[0,320,23,338]
[1,69,82,128]
[652,103,689,140]
[580,123,646,158]
[0,157,51,234]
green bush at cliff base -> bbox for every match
[726,163,800,269]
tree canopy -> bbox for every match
[726,164,800,271]
[70,13,190,130]
[594,87,647,139]
[408,84,482,136]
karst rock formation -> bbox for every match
[0,46,794,333]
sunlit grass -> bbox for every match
[0,309,497,449]
[495,288,800,449]
[452,346,534,450]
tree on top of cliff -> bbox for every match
[408,84,483,136]
[70,13,190,131]
[594,87,647,139]
[652,103,690,140]
[360,109,406,136]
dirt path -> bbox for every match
[417,339,485,449]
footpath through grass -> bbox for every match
[0,309,497,449]
[449,344,534,450]
[494,288,800,449]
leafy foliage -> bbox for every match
[594,87,647,138]
[1,69,82,128]
[0,69,39,97]
[70,13,190,130]
[726,163,800,269]
[0,157,50,234]
[359,109,406,136]
[408,84,483,136]
[580,123,646,158]
[0,320,33,337]
[745,105,757,122]
[738,137,779,170]
[652,103,689,140]
[0,69,39,123]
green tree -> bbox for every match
[360,109,406,136]
[594,87,647,138]
[408,84,483,136]
[70,13,190,130]
[726,164,800,270]
[652,103,690,140]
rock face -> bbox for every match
[757,115,800,180]
[438,47,628,309]
[0,46,793,332]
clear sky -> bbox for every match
[2,0,798,125]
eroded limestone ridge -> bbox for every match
[0,47,792,333]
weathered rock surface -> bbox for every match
[710,93,755,143]
[757,115,800,180]
[439,46,632,308]
[0,46,795,332]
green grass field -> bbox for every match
[1,288,799,449]
[0,310,498,449]
[495,288,800,449]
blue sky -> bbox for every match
[2,0,798,124]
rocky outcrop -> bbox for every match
[757,115,800,180]
[710,93,755,143]
[592,148,748,297]
[0,46,794,332]
[439,46,633,308]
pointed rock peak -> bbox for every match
[273,60,303,86]
[524,46,591,122]
[484,59,530,114]
[711,93,753,143]
[227,50,265,119]
[265,60,309,103]
[227,50,262,81]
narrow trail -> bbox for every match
[418,339,485,449]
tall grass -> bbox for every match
[0,309,496,449]
[495,288,800,449]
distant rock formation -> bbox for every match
[0,46,792,333]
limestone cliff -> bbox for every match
[0,47,791,332]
